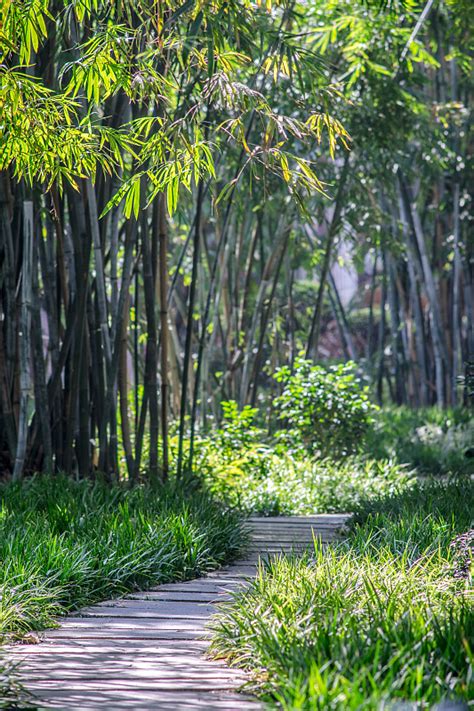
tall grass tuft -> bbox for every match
[211,480,474,709]
[0,475,246,642]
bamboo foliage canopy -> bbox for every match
[0,0,472,480]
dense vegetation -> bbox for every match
[1,0,472,483]
[0,473,250,704]
[0,0,473,708]
[202,367,473,708]
[0,477,244,641]
[211,481,474,709]
[196,365,473,513]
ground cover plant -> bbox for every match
[211,480,474,709]
[365,407,474,477]
[196,361,473,515]
[0,476,245,642]
[195,361,417,514]
[199,446,414,515]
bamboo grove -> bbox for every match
[0,0,472,481]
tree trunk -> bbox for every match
[13,199,33,480]
[398,170,447,405]
[158,194,169,481]
[178,179,203,477]
[306,153,350,360]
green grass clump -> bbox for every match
[211,481,474,709]
[199,446,414,515]
[0,475,245,642]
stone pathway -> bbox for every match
[5,514,349,710]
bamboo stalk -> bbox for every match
[178,179,203,477]
[158,194,170,481]
[306,153,350,360]
[142,199,160,482]
[13,199,34,481]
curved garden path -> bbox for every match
[6,514,349,710]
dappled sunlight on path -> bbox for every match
[5,515,349,709]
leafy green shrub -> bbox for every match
[194,400,276,503]
[197,402,472,518]
[211,480,474,709]
[274,358,375,458]
[196,396,414,516]
[215,400,262,456]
